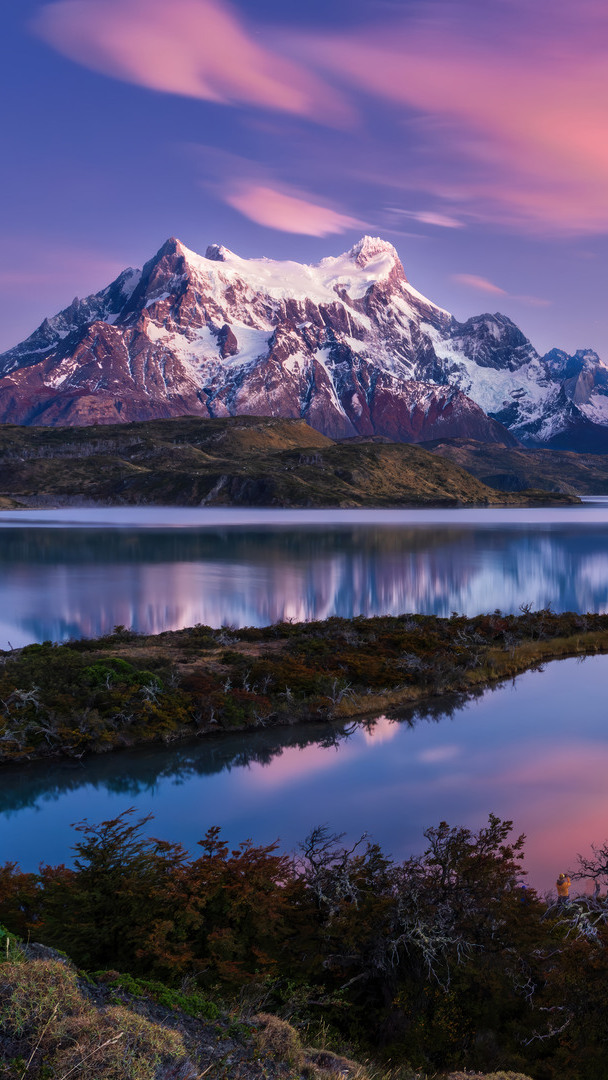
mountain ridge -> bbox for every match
[0,235,606,450]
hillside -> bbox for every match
[424,437,608,495]
[0,930,535,1080]
[0,942,374,1080]
[0,416,576,508]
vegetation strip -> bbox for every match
[1,608,607,765]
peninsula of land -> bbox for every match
[2,608,607,766]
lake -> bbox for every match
[1,655,607,893]
[2,502,608,892]
[2,502,608,647]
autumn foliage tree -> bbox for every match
[3,811,608,1078]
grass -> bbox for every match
[0,959,192,1080]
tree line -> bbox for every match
[3,811,608,1078]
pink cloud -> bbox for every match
[32,0,351,125]
[453,272,550,308]
[32,0,608,236]
[360,716,400,746]
[0,242,126,292]
[385,208,464,230]
[242,741,356,792]
[452,274,507,296]
[303,1,608,233]
[223,183,363,236]
[489,742,608,892]
[513,295,552,309]
[412,212,463,229]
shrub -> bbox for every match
[53,1005,191,1080]
[254,1012,303,1067]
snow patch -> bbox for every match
[176,237,407,307]
[579,393,608,424]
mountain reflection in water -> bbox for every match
[2,510,608,645]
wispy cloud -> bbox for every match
[32,0,608,236]
[223,183,363,236]
[32,0,351,125]
[386,208,464,229]
[0,241,126,291]
[305,0,608,233]
[452,274,507,296]
[186,144,364,237]
[412,211,464,229]
[452,272,551,308]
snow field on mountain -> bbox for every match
[422,323,557,421]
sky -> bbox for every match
[3,0,608,356]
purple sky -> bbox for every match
[3,0,608,357]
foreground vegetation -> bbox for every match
[1,608,608,765]
[0,415,578,507]
[2,811,608,1078]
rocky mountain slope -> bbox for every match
[1,235,606,449]
[0,415,572,508]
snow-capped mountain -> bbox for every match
[0,235,605,449]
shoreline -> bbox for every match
[1,610,607,769]
[0,488,582,511]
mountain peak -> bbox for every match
[155,237,235,265]
[205,243,235,262]
[155,237,185,259]
[348,235,399,268]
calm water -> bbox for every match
[1,655,607,892]
[2,503,608,647]
[3,503,608,892]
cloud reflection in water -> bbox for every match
[2,656,608,894]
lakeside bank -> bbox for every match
[1,608,607,767]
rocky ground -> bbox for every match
[0,940,534,1080]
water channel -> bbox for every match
[2,503,608,891]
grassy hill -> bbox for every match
[424,437,608,495]
[0,416,577,507]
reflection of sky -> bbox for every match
[2,508,608,645]
[3,655,608,896]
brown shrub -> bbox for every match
[53,1005,192,1080]
[254,1012,304,1067]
